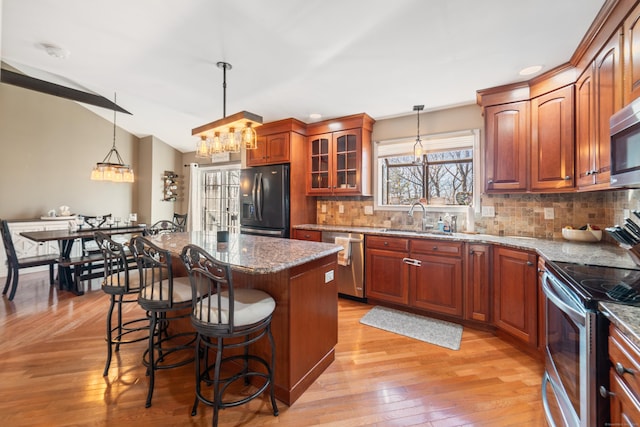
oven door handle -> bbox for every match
[542,272,586,326]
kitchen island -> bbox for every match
[148,231,342,406]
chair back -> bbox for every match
[173,213,188,231]
[95,231,138,293]
[131,236,186,310]
[147,220,182,236]
[80,214,112,228]
[181,244,236,334]
[0,219,18,269]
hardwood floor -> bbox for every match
[0,271,546,426]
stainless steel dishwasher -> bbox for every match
[322,231,365,300]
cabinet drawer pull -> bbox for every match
[615,362,635,376]
[402,257,421,267]
[433,246,438,250]
[383,241,389,246]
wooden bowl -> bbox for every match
[562,228,603,242]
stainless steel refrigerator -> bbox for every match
[239,164,290,238]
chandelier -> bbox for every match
[413,104,425,163]
[192,62,262,158]
[90,93,134,182]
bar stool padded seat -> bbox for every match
[193,289,275,327]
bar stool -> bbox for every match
[131,236,196,408]
[94,231,148,377]
[181,244,278,427]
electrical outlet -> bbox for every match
[324,270,334,283]
[338,204,344,214]
[321,204,327,213]
[481,206,495,217]
[383,220,392,228]
[544,207,554,220]
[364,205,374,215]
[624,209,630,219]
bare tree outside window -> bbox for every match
[380,148,473,206]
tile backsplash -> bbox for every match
[315,189,640,242]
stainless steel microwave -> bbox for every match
[611,97,640,188]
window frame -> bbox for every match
[373,129,481,213]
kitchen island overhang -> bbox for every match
[149,231,342,405]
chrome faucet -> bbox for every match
[408,200,430,231]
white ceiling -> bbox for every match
[1,0,605,153]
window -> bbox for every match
[374,129,480,211]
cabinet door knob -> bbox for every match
[383,241,389,246]
[615,362,635,376]
[526,261,534,266]
[487,179,494,184]
[469,250,475,255]
[564,175,571,180]
[586,170,592,176]
[433,246,438,250]
[599,385,614,398]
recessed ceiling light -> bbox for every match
[309,113,322,120]
[40,43,70,59]
[519,65,542,76]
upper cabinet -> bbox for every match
[306,113,375,196]
[248,129,293,166]
[624,2,640,105]
[480,81,575,193]
[576,30,623,190]
[484,100,529,193]
[530,85,575,191]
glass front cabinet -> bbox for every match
[307,113,374,196]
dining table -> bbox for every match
[20,225,147,295]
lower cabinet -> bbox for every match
[607,323,640,424]
[365,235,410,305]
[291,229,321,242]
[464,243,492,322]
[365,235,463,318]
[493,246,538,347]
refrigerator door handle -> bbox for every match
[255,172,263,221]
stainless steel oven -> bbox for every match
[541,269,598,427]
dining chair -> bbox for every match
[1,219,59,301]
[172,213,188,231]
[130,236,196,408]
[94,231,149,377]
[146,220,182,236]
[180,243,278,427]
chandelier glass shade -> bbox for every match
[90,93,134,183]
[192,62,262,158]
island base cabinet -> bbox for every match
[232,254,338,406]
[289,257,338,398]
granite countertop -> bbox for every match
[599,302,640,350]
[294,224,638,270]
[148,231,341,275]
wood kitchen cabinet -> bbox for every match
[624,2,640,105]
[365,235,410,305]
[607,323,640,425]
[410,240,463,318]
[576,30,622,190]
[306,113,374,196]
[483,100,529,193]
[247,132,290,166]
[464,243,491,323]
[292,229,321,242]
[530,85,575,191]
[493,246,538,347]
[365,236,463,318]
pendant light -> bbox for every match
[413,104,425,163]
[90,93,134,183]
[192,62,262,158]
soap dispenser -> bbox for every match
[437,216,444,232]
[443,214,451,233]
